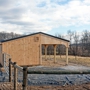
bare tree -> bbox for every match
[73,31,80,59]
[0,31,22,41]
[55,33,64,58]
[67,30,74,55]
[81,30,90,56]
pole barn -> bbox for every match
[0,32,70,66]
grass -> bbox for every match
[42,55,90,67]
[68,55,90,67]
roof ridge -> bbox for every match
[1,32,70,42]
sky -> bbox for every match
[0,0,90,35]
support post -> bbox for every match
[45,45,48,60]
[14,62,17,90]
[66,47,68,65]
[54,45,57,63]
[23,67,28,90]
[9,58,12,82]
[39,44,42,65]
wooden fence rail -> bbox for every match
[9,58,28,90]
[27,70,90,74]
[8,58,90,90]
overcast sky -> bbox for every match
[0,0,90,35]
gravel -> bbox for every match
[1,65,90,86]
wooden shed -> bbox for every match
[0,32,70,66]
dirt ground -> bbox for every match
[28,83,90,90]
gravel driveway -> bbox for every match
[1,64,90,86]
[27,65,90,86]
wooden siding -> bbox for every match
[41,34,69,47]
[0,43,3,66]
[2,34,41,66]
[1,33,69,66]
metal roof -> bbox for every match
[1,32,70,42]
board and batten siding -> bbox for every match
[2,34,41,66]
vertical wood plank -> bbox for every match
[9,58,12,82]
[2,53,4,67]
[66,47,68,65]
[14,62,17,90]
[23,67,28,90]
[39,44,42,65]
[3,53,6,67]
[54,45,56,63]
[45,45,48,60]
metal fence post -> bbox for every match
[9,58,12,82]
[23,67,28,90]
[14,62,17,90]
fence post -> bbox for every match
[2,53,4,67]
[23,67,28,90]
[14,62,17,90]
[9,58,12,82]
[3,53,5,67]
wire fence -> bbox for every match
[3,53,10,75]
[3,53,90,90]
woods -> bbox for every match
[42,30,90,57]
[68,30,90,57]
[0,32,21,41]
[0,30,90,57]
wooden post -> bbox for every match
[2,53,4,67]
[27,69,90,74]
[14,62,17,90]
[3,53,6,67]
[66,47,68,65]
[9,58,12,82]
[23,67,28,90]
[54,45,57,63]
[45,45,48,60]
[39,44,42,65]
